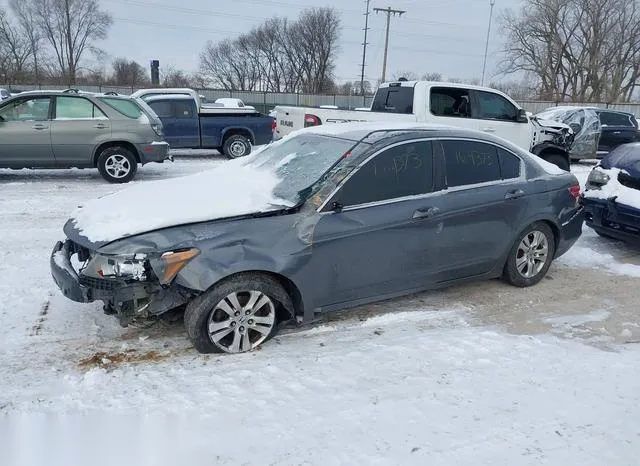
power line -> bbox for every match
[374,6,406,82]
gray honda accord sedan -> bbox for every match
[51,122,584,354]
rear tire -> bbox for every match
[222,134,251,159]
[184,273,292,354]
[96,146,138,183]
[503,222,556,287]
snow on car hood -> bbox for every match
[583,167,640,209]
[68,159,294,243]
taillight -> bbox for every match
[304,114,321,127]
[271,118,276,131]
[568,184,581,200]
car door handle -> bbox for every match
[32,124,48,130]
[94,123,108,129]
[482,127,495,132]
[612,131,621,134]
[505,189,526,200]
[412,206,440,219]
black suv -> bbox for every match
[594,108,640,156]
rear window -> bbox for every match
[98,97,143,119]
[370,86,414,114]
[599,111,635,127]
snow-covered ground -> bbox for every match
[1,156,640,465]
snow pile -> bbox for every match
[70,158,293,242]
[583,167,640,208]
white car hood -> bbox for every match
[69,159,293,244]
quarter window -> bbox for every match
[437,140,501,187]
[475,91,518,121]
[55,96,107,119]
[497,148,521,179]
[98,97,143,119]
[0,97,51,121]
[337,141,434,206]
[148,101,172,118]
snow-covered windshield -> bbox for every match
[244,134,357,204]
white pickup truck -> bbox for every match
[274,80,575,170]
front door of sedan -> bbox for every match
[310,140,446,308]
[0,96,55,168]
[50,96,111,167]
[431,138,530,282]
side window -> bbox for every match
[55,96,107,119]
[497,147,522,179]
[173,101,195,118]
[430,87,471,118]
[475,91,518,121]
[148,100,172,118]
[599,111,633,127]
[0,97,51,121]
[436,139,501,187]
[337,141,434,206]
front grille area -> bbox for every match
[79,275,118,291]
[618,172,640,191]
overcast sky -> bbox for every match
[72,0,522,83]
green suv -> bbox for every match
[0,89,171,183]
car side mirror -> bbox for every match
[516,108,528,123]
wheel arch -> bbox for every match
[93,141,141,166]
[221,127,255,145]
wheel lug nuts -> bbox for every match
[234,311,240,316]
[239,326,245,332]
[248,319,254,325]
[230,321,236,327]
[245,310,251,315]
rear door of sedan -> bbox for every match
[50,95,111,167]
[311,139,447,307]
[431,138,531,282]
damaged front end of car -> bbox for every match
[50,238,200,326]
[530,116,575,154]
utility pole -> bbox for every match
[481,0,496,86]
[359,0,371,96]
[374,6,406,83]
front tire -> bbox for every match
[222,134,251,159]
[184,273,291,354]
[96,146,138,183]
[503,222,556,287]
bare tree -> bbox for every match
[33,0,112,85]
[391,71,418,81]
[111,57,148,87]
[422,72,443,81]
[198,8,340,93]
[0,8,33,83]
[9,0,42,83]
[500,0,640,103]
[161,65,192,88]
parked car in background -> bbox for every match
[274,79,576,170]
[133,88,274,158]
[582,142,640,245]
[50,122,583,354]
[535,106,640,160]
[0,89,170,183]
[0,88,10,101]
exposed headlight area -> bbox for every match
[585,167,610,190]
[78,247,200,285]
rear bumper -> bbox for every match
[556,205,585,258]
[581,196,640,245]
[136,141,172,164]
